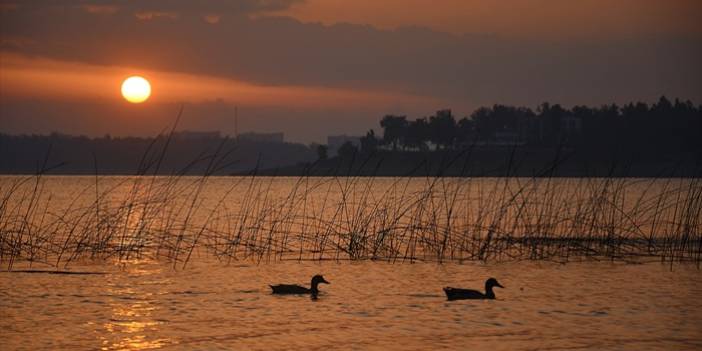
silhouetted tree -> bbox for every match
[429,109,456,149]
[470,105,534,144]
[470,107,493,141]
[380,115,408,151]
[360,129,379,154]
[405,118,430,150]
[456,117,476,146]
[536,102,569,145]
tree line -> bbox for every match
[334,96,701,159]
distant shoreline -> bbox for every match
[3,148,697,178]
[246,150,700,178]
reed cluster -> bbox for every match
[1,141,700,270]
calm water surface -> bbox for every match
[2,260,701,350]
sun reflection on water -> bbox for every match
[99,265,176,350]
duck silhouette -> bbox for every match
[443,277,504,300]
[270,274,330,297]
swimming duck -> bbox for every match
[443,277,504,300]
[270,274,330,297]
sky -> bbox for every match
[1,0,701,143]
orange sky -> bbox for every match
[0,53,443,108]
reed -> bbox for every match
[1,145,700,270]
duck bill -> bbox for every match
[322,279,330,284]
[496,282,505,288]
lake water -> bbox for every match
[2,260,701,350]
[1,176,701,350]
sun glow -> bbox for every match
[2,53,441,109]
[121,76,151,103]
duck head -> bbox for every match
[310,275,329,296]
[311,274,330,286]
[486,277,504,289]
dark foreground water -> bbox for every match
[2,260,701,350]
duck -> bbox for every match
[270,274,330,297]
[443,277,504,300]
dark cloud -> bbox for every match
[3,3,700,101]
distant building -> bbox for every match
[173,131,221,140]
[238,132,284,143]
[327,135,361,156]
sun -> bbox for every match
[121,76,151,103]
